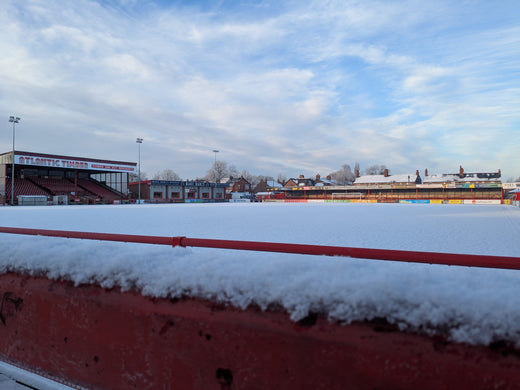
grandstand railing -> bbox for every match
[0,227,519,270]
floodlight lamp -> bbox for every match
[136,138,143,143]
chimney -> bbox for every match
[459,165,464,178]
[316,174,321,181]
[383,168,389,177]
[299,174,304,179]
[415,170,419,176]
[355,169,360,178]
[326,175,331,180]
[425,168,428,177]
[498,169,501,177]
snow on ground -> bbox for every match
[1,202,520,346]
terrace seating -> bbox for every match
[76,179,122,201]
[6,176,123,204]
[5,178,50,199]
[27,177,86,197]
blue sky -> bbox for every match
[1,0,519,180]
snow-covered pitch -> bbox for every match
[1,202,519,347]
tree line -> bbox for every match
[129,162,391,187]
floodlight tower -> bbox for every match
[136,138,143,204]
[212,149,219,164]
[8,116,20,206]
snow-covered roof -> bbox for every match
[316,178,337,186]
[266,180,282,187]
[354,174,419,184]
[286,177,315,186]
[354,171,501,185]
[424,173,501,183]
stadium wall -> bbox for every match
[1,273,520,390]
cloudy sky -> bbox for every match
[1,0,519,180]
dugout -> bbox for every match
[128,179,228,203]
[0,150,136,205]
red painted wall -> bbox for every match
[0,273,519,389]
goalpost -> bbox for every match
[331,192,364,202]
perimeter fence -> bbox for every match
[0,227,519,271]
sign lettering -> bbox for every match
[16,153,136,173]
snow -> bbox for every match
[424,173,499,183]
[354,172,501,184]
[354,173,419,184]
[1,202,520,346]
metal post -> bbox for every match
[8,116,20,206]
[136,138,143,204]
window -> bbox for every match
[171,191,180,199]
[153,191,163,199]
[202,192,209,199]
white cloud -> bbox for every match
[103,54,153,80]
[0,0,518,179]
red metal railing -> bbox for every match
[0,226,519,270]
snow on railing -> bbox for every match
[0,226,519,270]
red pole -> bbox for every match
[177,237,520,270]
[0,227,173,246]
[1,226,520,270]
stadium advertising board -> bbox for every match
[15,152,136,173]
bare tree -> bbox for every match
[239,171,273,191]
[257,175,274,184]
[277,173,287,186]
[228,164,239,179]
[365,164,389,175]
[152,169,181,181]
[239,170,255,188]
[205,161,230,183]
[329,164,355,185]
[129,171,148,182]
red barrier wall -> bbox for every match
[1,273,520,389]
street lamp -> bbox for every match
[212,149,219,164]
[136,138,143,204]
[8,116,20,206]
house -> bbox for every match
[254,179,284,193]
[224,177,251,193]
[314,174,337,186]
[284,175,315,187]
